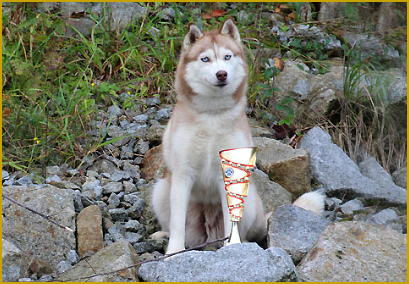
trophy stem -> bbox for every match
[226,221,241,246]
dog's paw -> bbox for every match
[149,231,170,239]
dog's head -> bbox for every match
[175,18,248,106]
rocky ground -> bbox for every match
[2,99,407,282]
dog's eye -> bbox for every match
[201,57,210,62]
[224,55,232,60]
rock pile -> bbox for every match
[2,107,406,281]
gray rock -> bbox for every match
[110,171,131,182]
[139,243,298,282]
[104,2,147,30]
[297,221,407,282]
[344,32,401,67]
[107,104,123,118]
[135,140,150,155]
[107,125,131,146]
[252,169,292,213]
[358,154,406,197]
[2,239,22,282]
[122,161,141,180]
[2,185,76,274]
[298,127,407,206]
[81,191,97,206]
[16,175,33,185]
[66,250,79,265]
[18,278,33,282]
[61,181,80,190]
[392,166,407,189]
[56,261,72,273]
[146,121,166,143]
[124,232,143,244]
[58,241,140,282]
[360,208,403,233]
[123,181,137,194]
[267,205,330,263]
[339,199,364,215]
[45,174,62,185]
[272,59,343,124]
[72,190,84,212]
[124,193,143,205]
[377,3,407,32]
[325,197,342,211]
[109,208,128,222]
[120,145,134,159]
[45,165,62,176]
[155,107,171,122]
[159,7,175,20]
[126,123,148,140]
[103,182,123,194]
[146,97,161,107]
[292,78,311,100]
[107,193,121,209]
[82,178,102,192]
[2,169,10,180]
[126,201,145,219]
[133,239,167,254]
[318,2,347,21]
[124,219,145,233]
[38,275,53,282]
[133,114,149,124]
[89,159,118,174]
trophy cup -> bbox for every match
[219,147,257,245]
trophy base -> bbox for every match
[226,221,241,246]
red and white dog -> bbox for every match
[151,18,324,255]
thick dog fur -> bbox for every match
[151,18,324,255]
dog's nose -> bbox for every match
[216,70,228,82]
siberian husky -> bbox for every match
[151,18,324,255]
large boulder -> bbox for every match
[2,239,22,281]
[252,169,292,213]
[298,127,407,207]
[272,59,344,125]
[139,243,298,282]
[58,241,140,282]
[297,221,407,282]
[267,205,330,263]
[254,137,311,197]
[2,185,76,276]
[358,154,406,202]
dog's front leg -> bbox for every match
[219,184,232,245]
[166,175,193,255]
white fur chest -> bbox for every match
[162,99,252,203]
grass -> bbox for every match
[2,2,406,178]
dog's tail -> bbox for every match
[292,191,326,215]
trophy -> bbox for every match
[219,147,257,245]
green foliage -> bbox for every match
[288,37,331,74]
[254,59,295,126]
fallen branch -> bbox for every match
[2,193,74,232]
[58,236,229,282]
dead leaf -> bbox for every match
[211,10,225,17]
[273,57,284,70]
[3,107,11,119]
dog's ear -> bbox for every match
[183,23,203,50]
[220,17,240,43]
